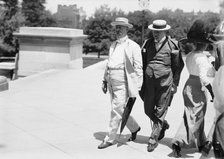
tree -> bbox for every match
[83,5,124,57]
[127,10,154,45]
[83,6,221,56]
[22,0,56,27]
[197,12,220,33]
[0,0,24,56]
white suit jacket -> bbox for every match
[104,38,143,98]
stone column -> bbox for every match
[14,27,87,77]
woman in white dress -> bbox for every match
[171,19,215,158]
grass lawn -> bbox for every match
[82,56,106,68]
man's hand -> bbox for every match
[171,84,177,94]
[102,81,107,94]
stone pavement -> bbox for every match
[0,61,217,159]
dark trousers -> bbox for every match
[144,71,173,141]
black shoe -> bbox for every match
[172,143,181,158]
[128,127,141,141]
[98,141,113,149]
[147,142,158,152]
[158,120,169,141]
[201,141,212,156]
[213,141,224,158]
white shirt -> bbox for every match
[154,36,166,51]
[186,51,215,86]
[107,36,128,69]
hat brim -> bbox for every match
[180,37,213,44]
[111,22,133,28]
[148,24,171,31]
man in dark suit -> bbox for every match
[140,19,184,152]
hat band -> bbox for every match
[153,24,167,29]
[116,21,128,24]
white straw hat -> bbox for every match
[148,19,171,31]
[111,17,133,28]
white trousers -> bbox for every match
[104,69,139,143]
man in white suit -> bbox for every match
[98,17,143,149]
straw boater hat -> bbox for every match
[111,17,133,29]
[148,19,171,31]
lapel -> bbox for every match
[123,40,138,97]
[124,39,134,72]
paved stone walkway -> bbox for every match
[0,61,216,159]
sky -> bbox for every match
[44,0,221,17]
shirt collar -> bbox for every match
[116,35,128,44]
[154,36,166,44]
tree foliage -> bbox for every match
[83,5,221,55]
[0,0,24,55]
[83,5,125,55]
[21,0,56,27]
[0,0,56,55]
[0,1,223,57]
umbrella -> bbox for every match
[119,97,136,135]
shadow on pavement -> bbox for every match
[93,132,107,141]
[93,131,216,158]
[93,131,130,148]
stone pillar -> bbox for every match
[14,27,87,76]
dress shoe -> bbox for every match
[147,142,158,152]
[213,141,224,158]
[128,127,141,141]
[172,143,181,158]
[201,141,212,156]
[98,141,113,149]
[158,120,169,141]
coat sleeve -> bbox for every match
[215,41,224,71]
[170,40,184,86]
[215,47,221,71]
[103,60,109,82]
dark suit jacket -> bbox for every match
[139,37,184,101]
[141,36,184,86]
